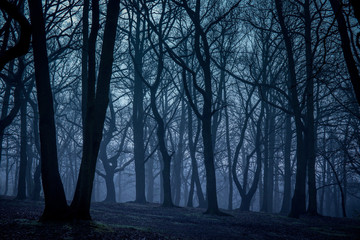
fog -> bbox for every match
[0,0,359,224]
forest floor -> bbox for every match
[0,196,359,240]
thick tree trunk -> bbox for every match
[240,196,251,211]
[70,0,120,220]
[275,0,307,218]
[28,0,69,221]
[104,171,116,203]
[202,112,219,214]
[70,0,99,219]
[197,22,220,216]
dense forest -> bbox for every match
[0,0,360,230]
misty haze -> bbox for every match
[0,0,360,239]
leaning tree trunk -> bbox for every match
[70,0,120,220]
[330,0,360,105]
[28,0,69,221]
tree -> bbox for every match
[275,0,307,218]
[0,0,30,71]
[329,0,360,106]
[141,0,175,207]
[126,0,147,204]
[27,0,69,221]
[173,0,222,214]
[0,0,31,167]
[303,0,317,216]
[70,0,120,219]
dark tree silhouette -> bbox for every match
[330,0,360,106]
[275,0,307,218]
[70,0,120,220]
[27,0,69,221]
[0,0,30,71]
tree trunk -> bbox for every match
[70,0,120,219]
[28,0,69,221]
[275,0,307,218]
[202,111,219,214]
[224,88,233,210]
[233,103,263,212]
[304,0,317,216]
[280,113,292,214]
[151,91,174,207]
[0,85,10,167]
[104,171,116,203]
[330,0,360,105]
[173,97,186,206]
[29,98,41,201]
[261,112,269,212]
[81,0,89,125]
[132,2,146,204]
[146,156,154,203]
[16,92,27,200]
[267,109,275,213]
[26,139,33,198]
[240,195,252,211]
[187,76,206,208]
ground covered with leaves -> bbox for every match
[0,196,359,239]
